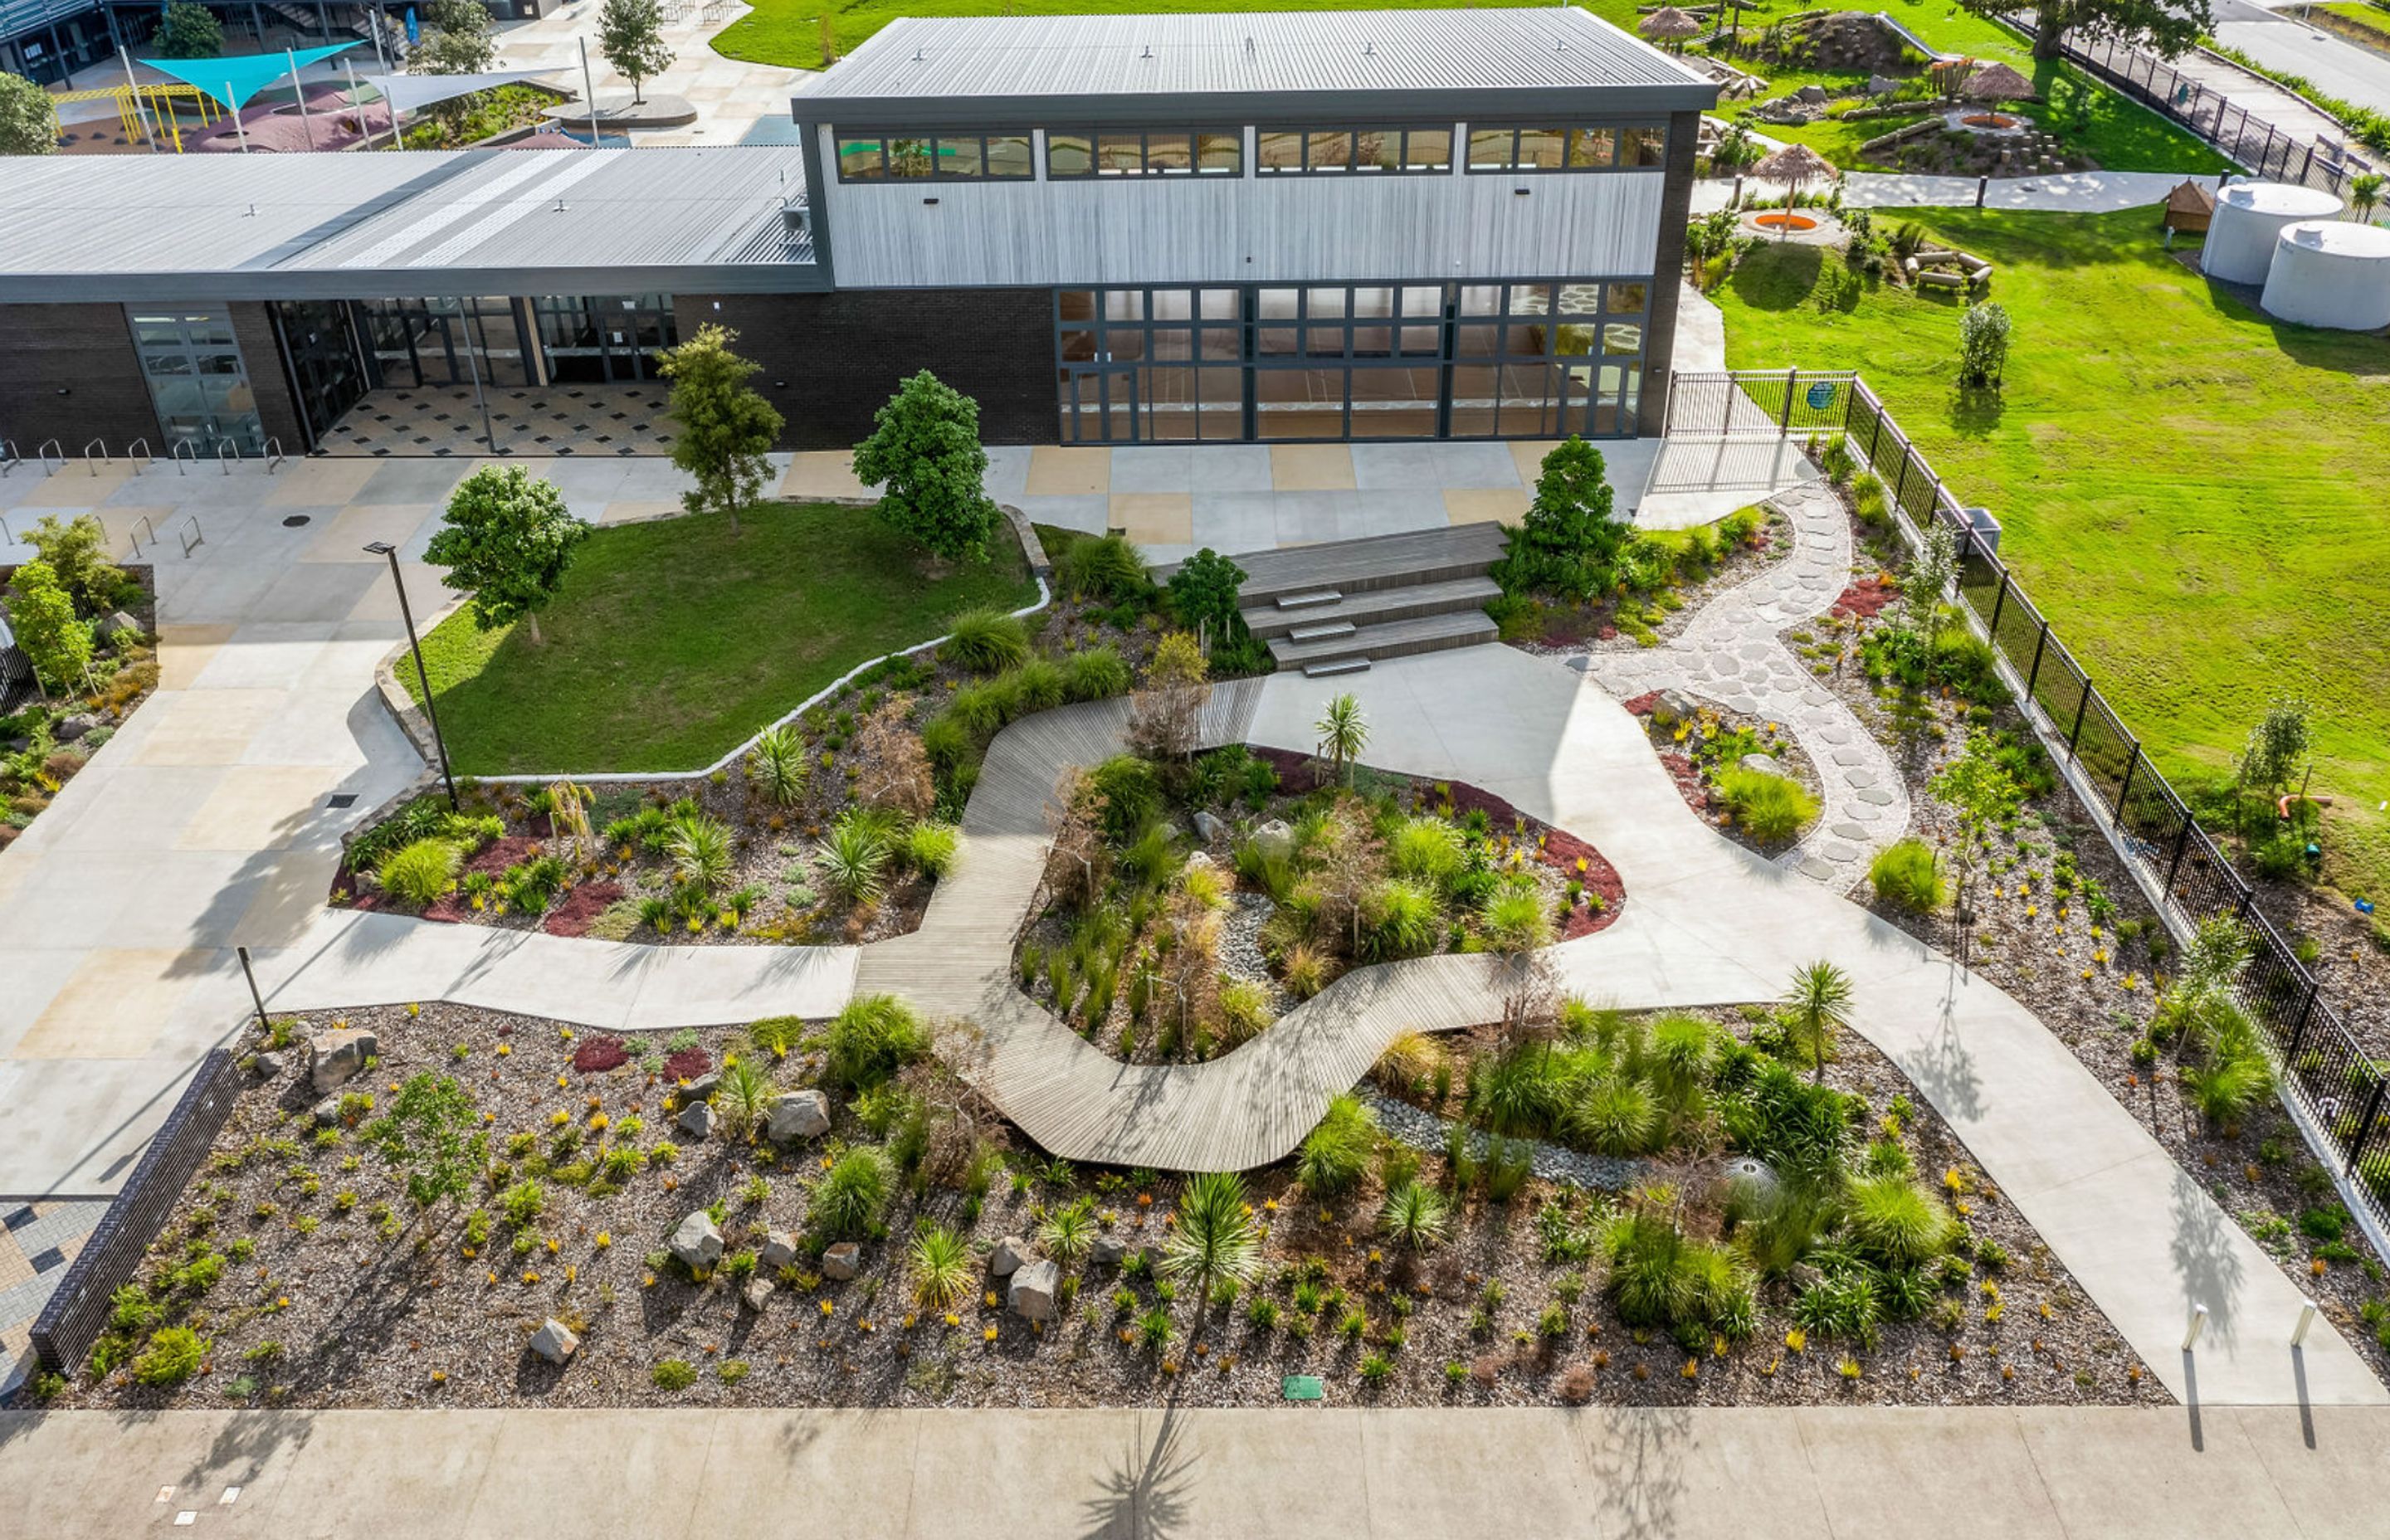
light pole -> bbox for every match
[365,540,457,810]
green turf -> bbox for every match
[1714,208,2390,895]
[403,502,1036,776]
[2315,2,2390,46]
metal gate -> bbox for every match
[1662,369,1856,438]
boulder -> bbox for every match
[310,1094,344,1128]
[1866,73,1903,98]
[677,1071,720,1105]
[669,1211,724,1272]
[1193,810,1228,845]
[97,611,142,641]
[676,1099,715,1140]
[761,1230,802,1271]
[822,1241,862,1281]
[767,1089,831,1143]
[1252,819,1295,861]
[1650,690,1698,729]
[529,1318,578,1365]
[307,1026,377,1094]
[252,1050,288,1079]
[1090,1235,1127,1271]
[1738,753,1784,778]
[741,1278,775,1313]
[1008,1259,1061,1323]
[1795,84,1829,104]
[989,1235,1031,1277]
[51,714,102,743]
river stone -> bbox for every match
[768,1089,831,1143]
[989,1235,1031,1277]
[1008,1259,1061,1323]
[762,1230,802,1270]
[1193,810,1228,844]
[529,1318,578,1365]
[670,1211,723,1272]
[1651,689,1698,728]
[676,1100,715,1140]
[742,1279,775,1313]
[307,1026,377,1094]
[1739,753,1784,777]
[1090,1235,1127,1271]
[310,1094,344,1128]
[822,1241,862,1281]
[677,1071,719,1104]
[252,1050,287,1079]
[1252,819,1295,860]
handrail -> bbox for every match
[129,514,158,558]
[82,437,110,475]
[125,436,151,472]
[0,439,17,477]
[1,512,15,543]
[217,441,237,475]
[263,437,285,473]
[170,440,198,475]
[36,439,64,474]
[176,514,205,558]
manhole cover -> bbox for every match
[327,793,358,809]
[281,514,311,528]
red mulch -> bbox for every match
[421,895,467,924]
[572,1035,631,1074]
[465,836,541,876]
[1622,690,1663,717]
[1831,576,1899,621]
[1659,751,1713,815]
[663,1047,711,1082]
[541,880,623,938]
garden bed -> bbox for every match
[43,997,2170,1411]
[1621,688,1827,858]
[1500,504,1789,650]
[2,553,159,850]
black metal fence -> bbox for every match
[2055,29,2376,197]
[1670,368,2390,1245]
[30,1049,242,1378]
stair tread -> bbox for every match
[1157,523,1506,600]
[1275,589,1344,609]
[1241,574,1501,637]
[1304,659,1373,677]
[1286,620,1358,641]
[1267,609,1499,666]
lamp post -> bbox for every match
[365,540,457,810]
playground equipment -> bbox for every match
[47,82,223,153]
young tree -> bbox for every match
[1124,631,1210,763]
[422,465,591,646]
[1315,692,1368,787]
[852,370,1003,563]
[1158,1170,1261,1344]
[597,0,676,105]
[413,0,495,76]
[22,514,126,615]
[1163,548,1249,651]
[1929,733,2024,964]
[2,561,91,692]
[1494,436,1625,601]
[371,1072,489,1219]
[1781,960,1854,1084]
[1963,0,2209,61]
[2236,697,2311,802]
[659,323,783,534]
[0,71,56,156]
[1958,300,2012,390]
[152,2,222,58]
[2351,173,2385,227]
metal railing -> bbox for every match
[128,514,158,558]
[217,442,238,475]
[1673,368,2390,1250]
[264,436,285,473]
[0,439,18,476]
[125,436,151,472]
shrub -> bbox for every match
[909,1222,975,1309]
[1479,879,1553,954]
[1868,838,1945,914]
[664,809,734,891]
[132,1326,207,1385]
[814,1147,892,1240]
[1007,655,1066,712]
[1280,942,1330,1000]
[651,1358,699,1391]
[1090,754,1163,839]
[825,993,929,1093]
[1388,816,1466,887]
[747,724,807,806]
[902,821,959,878]
[1567,1075,1660,1156]
[1055,531,1149,602]
[2184,1040,2274,1128]
[1061,645,1133,701]
[1379,1182,1450,1250]
[1360,879,1441,962]
[1841,1174,1958,1269]
[820,811,894,903]
[1218,979,1274,1042]
[1297,1094,1378,1196]
[378,838,461,906]
[940,606,1031,672]
[1719,768,1817,844]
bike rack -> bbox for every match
[0,440,17,477]
[82,438,110,475]
[129,513,159,558]
[36,439,64,474]
[264,437,285,473]
[217,441,237,476]
[1,512,15,543]
[176,514,205,558]
[125,436,152,474]
[170,440,198,476]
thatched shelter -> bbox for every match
[1750,142,1839,238]
[1961,62,2036,103]
[1637,7,1703,52]
[2165,178,2217,233]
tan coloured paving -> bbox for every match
[298,504,434,563]
[1025,444,1112,495]
[125,688,285,766]
[153,624,237,690]
[14,948,211,1060]
[172,765,347,851]
[779,451,872,500]
[1108,492,1193,544]
[1442,486,1530,525]
[1267,443,1358,490]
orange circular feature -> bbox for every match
[1752,212,1818,232]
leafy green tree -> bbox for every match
[1495,436,1624,601]
[852,370,1002,563]
[1963,0,2209,61]
[1958,300,2012,390]
[1163,547,1248,649]
[597,0,676,105]
[1315,692,1368,787]
[152,2,222,58]
[1158,1170,1261,1343]
[1929,734,2024,963]
[372,1072,489,1215]
[659,323,783,534]
[3,561,91,692]
[0,71,56,156]
[1781,960,1854,1084]
[413,0,495,77]
[2351,173,2384,227]
[2236,697,2311,801]
[23,513,125,615]
[423,465,590,645]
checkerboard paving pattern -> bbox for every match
[0,1200,110,1396]
[320,385,678,458]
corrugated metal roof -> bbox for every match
[790,7,1709,107]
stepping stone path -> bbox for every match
[1576,479,1910,890]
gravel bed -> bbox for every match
[1359,1090,1642,1192]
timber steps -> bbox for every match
[1156,524,1506,677]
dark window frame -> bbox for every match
[833,128,1036,182]
[1462,121,1668,173]
[1254,124,1455,174]
[1046,127,1244,178]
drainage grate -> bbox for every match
[281,514,311,528]
[327,793,358,809]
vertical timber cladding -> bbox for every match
[677,290,1056,450]
[1637,109,1702,439]
[0,304,161,457]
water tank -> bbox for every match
[2261,220,2390,331]
[2204,181,2342,285]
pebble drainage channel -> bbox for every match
[1359,1089,1642,1192]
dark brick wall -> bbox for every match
[228,302,306,458]
[0,305,158,458]
[1637,109,1703,439]
[674,289,1056,451]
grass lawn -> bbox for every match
[2315,2,2390,47]
[1714,208,2390,894]
[404,501,1037,775]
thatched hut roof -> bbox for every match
[1962,62,2036,102]
[1750,142,1839,184]
[1638,7,1703,42]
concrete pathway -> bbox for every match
[1690,168,2199,216]
[2,1405,2383,1538]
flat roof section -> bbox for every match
[0,146,821,305]
[789,7,1718,124]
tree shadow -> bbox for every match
[1079,1397,1198,1540]
[1947,384,2006,439]
[2169,1166,2246,1353]
[1728,242,1827,312]
[1583,1402,1693,1540]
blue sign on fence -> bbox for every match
[1805,380,1838,411]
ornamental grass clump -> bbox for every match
[1061,645,1134,702]
[814,1147,892,1240]
[747,724,808,806]
[939,606,1031,672]
[1867,837,1945,914]
[1839,1173,1958,1270]
[900,820,959,879]
[1718,767,1818,845]
[1297,1094,1378,1196]
[820,811,894,903]
[909,1221,975,1310]
[824,993,929,1094]
[1378,1181,1451,1251]
[378,837,462,906]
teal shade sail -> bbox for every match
[138,42,365,111]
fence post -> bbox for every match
[2284,984,2319,1065]
[1986,569,2007,641]
[1780,368,1798,440]
[2113,742,2141,823]
[2024,621,2049,708]
[2166,815,2194,892]
[2344,1079,2389,1177]
[2066,682,2090,761]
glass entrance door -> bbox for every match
[1060,364,1140,443]
[129,308,266,458]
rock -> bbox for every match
[252,1050,287,1079]
[1651,689,1698,729]
[1090,1235,1127,1271]
[989,1235,1031,1277]
[822,1241,862,1281]
[676,1099,715,1140]
[677,1071,719,1105]
[762,1231,802,1270]
[51,713,102,743]
[307,1026,377,1094]
[741,1279,775,1313]
[310,1094,343,1128]
[1008,1259,1061,1322]
[767,1089,831,1143]
[1795,84,1829,104]
[1739,753,1784,778]
[1184,850,1214,873]
[669,1211,724,1272]
[1252,819,1295,860]
[97,611,142,641]
[529,1318,578,1365]
[1866,73,1902,97]
[1193,810,1228,845]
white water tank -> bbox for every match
[2261,220,2390,331]
[2204,180,2342,285]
